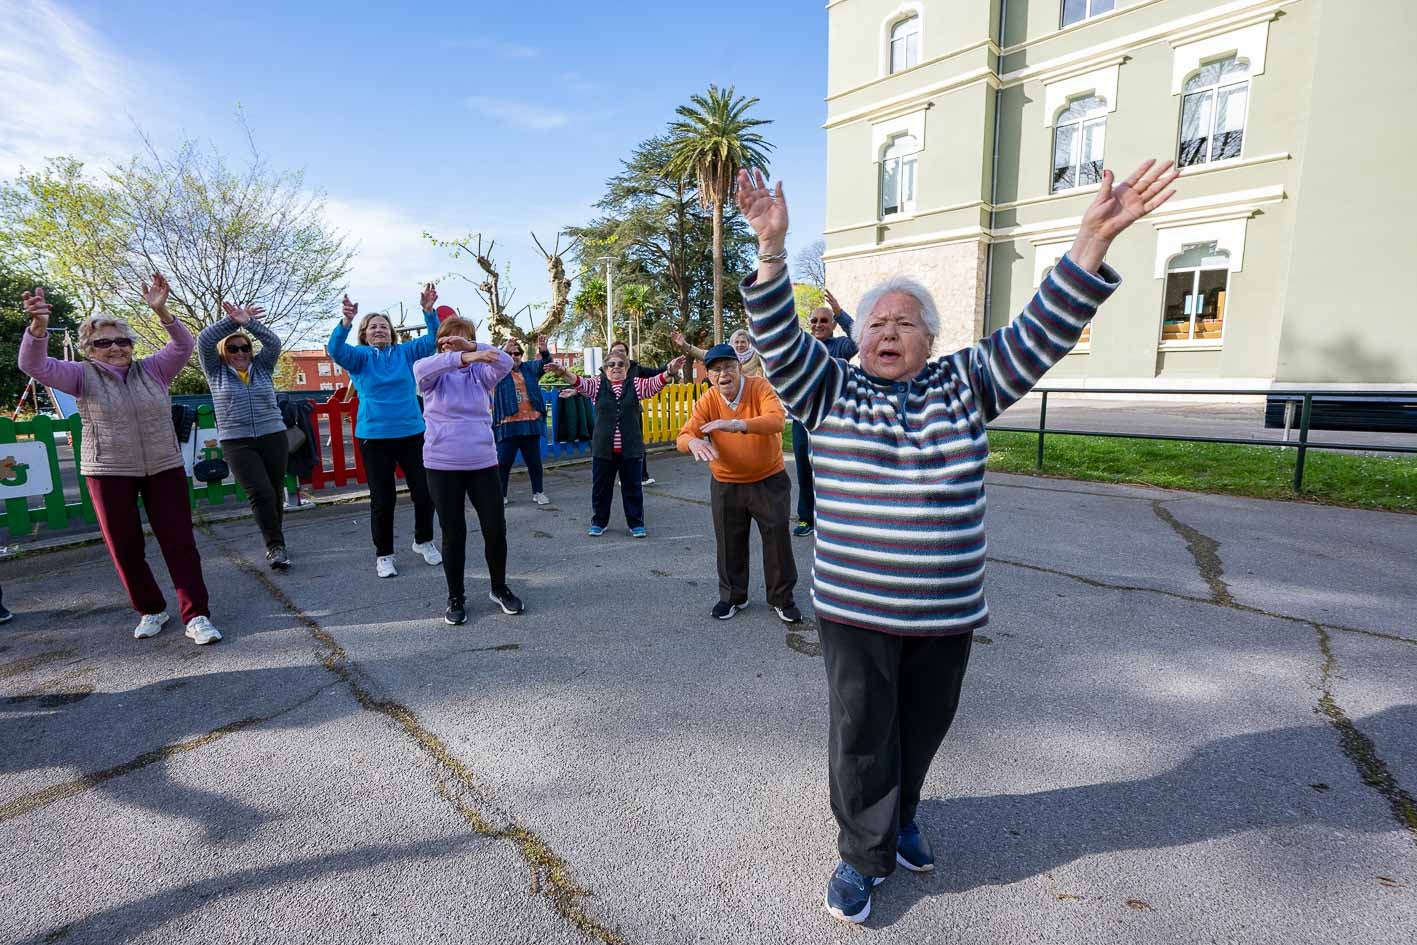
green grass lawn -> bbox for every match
[782,426,1417,512]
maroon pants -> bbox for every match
[87,466,211,623]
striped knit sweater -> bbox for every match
[744,253,1120,636]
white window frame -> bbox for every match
[889,15,921,74]
[879,134,919,218]
[296,371,307,385]
[878,4,925,78]
[1050,96,1108,194]
[1159,244,1232,349]
[317,362,331,376]
[319,382,335,391]
[1177,56,1250,168]
[1060,0,1115,29]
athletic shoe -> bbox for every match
[775,604,804,624]
[266,545,291,571]
[642,477,656,486]
[489,587,525,615]
[532,492,551,506]
[133,612,169,639]
[711,600,746,620]
[184,616,222,645]
[412,541,443,566]
[444,596,467,626]
[376,555,398,578]
[0,604,13,624]
[588,525,606,537]
[503,496,510,506]
[793,521,814,538]
[630,526,647,538]
[825,861,884,924]
[896,820,935,872]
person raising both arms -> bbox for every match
[327,284,444,578]
[606,339,674,486]
[671,327,764,377]
[18,275,222,645]
[735,159,1178,924]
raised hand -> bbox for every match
[670,329,687,349]
[440,335,476,353]
[141,272,171,311]
[535,334,548,350]
[666,355,686,375]
[1072,159,1180,272]
[688,438,719,463]
[222,301,266,325]
[735,168,788,251]
[342,294,358,326]
[824,289,842,315]
[22,287,50,338]
[420,282,438,313]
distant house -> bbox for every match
[284,349,347,394]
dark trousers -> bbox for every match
[591,453,644,529]
[642,453,652,481]
[819,618,974,878]
[710,469,796,608]
[792,419,814,524]
[426,466,508,599]
[496,434,545,496]
[358,434,435,557]
[223,430,289,550]
[87,466,211,623]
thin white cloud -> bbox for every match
[0,0,149,178]
[440,37,539,59]
[465,96,570,130]
[558,71,597,95]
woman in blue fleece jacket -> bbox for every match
[326,283,444,578]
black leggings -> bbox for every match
[223,430,289,550]
[426,466,508,600]
[358,434,436,557]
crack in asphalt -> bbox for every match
[0,683,331,823]
[1152,501,1235,606]
[212,531,629,945]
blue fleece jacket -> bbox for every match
[326,308,440,440]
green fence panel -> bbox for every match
[0,417,34,539]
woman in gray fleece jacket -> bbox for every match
[197,302,292,570]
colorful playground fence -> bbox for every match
[0,383,707,540]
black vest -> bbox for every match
[592,379,644,459]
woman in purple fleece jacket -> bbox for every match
[413,316,521,625]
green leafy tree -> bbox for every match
[663,85,772,344]
[794,283,825,329]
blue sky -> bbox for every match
[0,0,829,338]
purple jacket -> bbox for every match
[413,346,514,471]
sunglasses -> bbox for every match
[225,344,253,354]
[606,361,629,368]
[90,337,134,349]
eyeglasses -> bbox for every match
[606,361,628,368]
[225,344,253,354]
[90,337,134,349]
[706,363,738,374]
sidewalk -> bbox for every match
[3,453,1414,944]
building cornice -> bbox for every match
[825,38,1000,103]
[823,68,997,129]
[992,152,1291,213]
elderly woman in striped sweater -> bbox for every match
[735,160,1179,924]
[197,302,291,570]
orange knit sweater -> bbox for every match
[676,375,786,483]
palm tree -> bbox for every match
[663,84,772,344]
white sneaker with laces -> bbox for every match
[532,492,551,506]
[133,612,169,639]
[184,616,222,645]
[412,541,443,566]
[376,555,398,578]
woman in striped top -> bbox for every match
[734,160,1179,924]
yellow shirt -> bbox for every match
[235,369,250,384]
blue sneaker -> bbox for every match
[896,821,934,872]
[825,861,883,924]
[588,525,606,537]
[630,526,647,538]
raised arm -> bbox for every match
[327,295,370,373]
[403,282,442,361]
[826,290,859,359]
[670,330,708,362]
[632,356,685,399]
[197,316,238,378]
[735,170,846,430]
[17,288,84,396]
[138,273,195,388]
[470,345,514,392]
[413,350,465,393]
[245,309,282,372]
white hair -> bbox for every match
[77,316,135,350]
[851,275,940,345]
[729,328,751,345]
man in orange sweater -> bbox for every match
[677,344,801,623]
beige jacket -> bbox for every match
[77,361,183,477]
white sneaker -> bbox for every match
[376,555,398,578]
[184,616,222,645]
[532,492,550,506]
[642,477,657,486]
[412,541,443,566]
[133,612,170,639]
[503,496,511,506]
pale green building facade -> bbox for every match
[823,0,1417,389]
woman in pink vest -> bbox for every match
[19,274,222,645]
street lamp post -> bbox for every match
[598,255,614,347]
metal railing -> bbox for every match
[987,387,1417,492]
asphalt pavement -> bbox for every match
[2,452,1414,944]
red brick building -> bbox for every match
[284,349,348,394]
